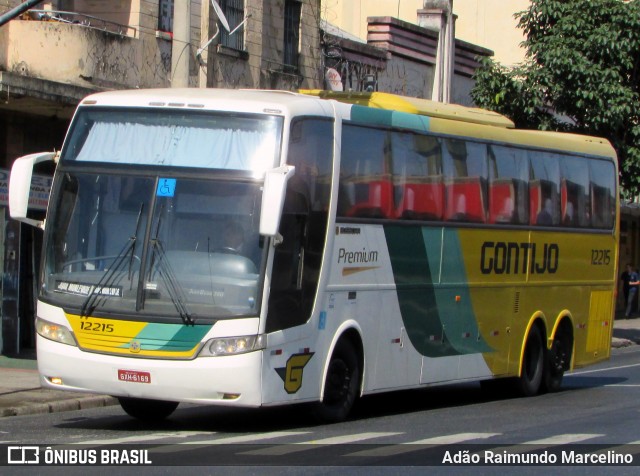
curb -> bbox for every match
[611,337,636,349]
[0,394,118,418]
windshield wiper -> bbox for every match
[80,203,144,317]
[80,239,133,317]
[144,213,195,326]
[147,237,195,326]
[128,203,144,280]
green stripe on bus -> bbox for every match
[384,225,459,357]
[118,323,211,351]
[384,225,492,357]
[351,105,430,132]
[156,325,211,351]
[435,228,492,354]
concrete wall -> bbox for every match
[376,55,434,99]
[0,19,171,89]
[376,57,478,107]
[363,16,491,105]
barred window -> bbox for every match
[220,0,245,50]
[284,0,302,67]
[158,0,174,32]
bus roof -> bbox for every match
[299,89,516,129]
[78,88,333,117]
[300,89,616,159]
[76,88,616,160]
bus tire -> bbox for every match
[516,325,544,397]
[313,339,360,423]
[118,397,179,421]
[543,334,569,393]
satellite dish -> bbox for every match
[211,0,231,33]
[197,0,248,59]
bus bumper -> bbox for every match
[36,334,263,406]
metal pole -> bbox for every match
[171,0,191,87]
[0,0,43,28]
[418,0,454,103]
[198,0,211,88]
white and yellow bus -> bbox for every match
[9,89,618,422]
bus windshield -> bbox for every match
[43,172,265,321]
[38,107,285,321]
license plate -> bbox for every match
[118,369,151,384]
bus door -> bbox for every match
[262,118,333,402]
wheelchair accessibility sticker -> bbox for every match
[157,178,176,197]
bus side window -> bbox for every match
[590,159,616,229]
[560,156,590,227]
[338,125,393,219]
[529,179,541,225]
[530,151,560,226]
[393,132,443,220]
[488,145,529,225]
[443,139,487,223]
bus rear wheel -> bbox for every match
[313,339,360,423]
[515,326,544,397]
[543,334,569,393]
[118,397,179,421]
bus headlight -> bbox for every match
[36,317,77,346]
[200,334,265,357]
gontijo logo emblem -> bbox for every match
[275,353,315,394]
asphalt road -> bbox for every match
[2,345,640,474]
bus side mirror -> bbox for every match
[260,165,295,238]
[9,151,57,229]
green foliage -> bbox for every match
[471,0,640,197]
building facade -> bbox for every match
[322,15,491,106]
[320,1,493,105]
[322,0,529,66]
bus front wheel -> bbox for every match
[516,326,544,397]
[118,397,179,421]
[313,339,360,423]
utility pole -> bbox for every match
[199,0,213,88]
[418,0,455,103]
[171,0,191,87]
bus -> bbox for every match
[8,88,618,422]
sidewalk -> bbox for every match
[1,315,639,418]
[610,316,640,348]
[0,354,117,417]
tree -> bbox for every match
[471,0,640,197]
